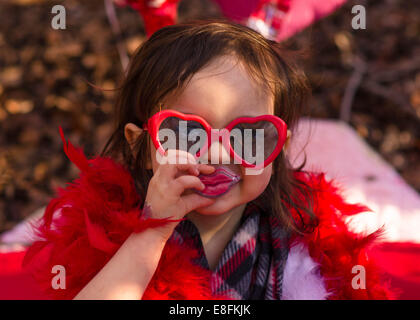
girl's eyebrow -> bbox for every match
[178,110,269,129]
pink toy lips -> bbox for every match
[195,167,241,198]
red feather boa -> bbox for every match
[22,131,393,299]
[289,172,393,299]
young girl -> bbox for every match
[23,20,392,300]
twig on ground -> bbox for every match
[104,0,129,72]
[362,80,417,117]
[368,56,420,83]
[340,57,367,122]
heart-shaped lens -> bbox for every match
[158,117,207,155]
[229,120,279,165]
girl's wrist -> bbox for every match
[129,227,169,249]
[139,201,178,242]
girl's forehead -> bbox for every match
[164,55,274,126]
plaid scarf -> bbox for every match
[168,201,290,300]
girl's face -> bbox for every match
[126,55,288,215]
[149,55,276,215]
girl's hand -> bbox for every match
[143,150,215,241]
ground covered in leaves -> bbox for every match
[0,0,419,233]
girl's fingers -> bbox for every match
[159,150,200,178]
[171,175,204,195]
[180,193,216,214]
[197,164,216,175]
[169,163,200,178]
[165,149,197,165]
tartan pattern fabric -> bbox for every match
[168,201,290,300]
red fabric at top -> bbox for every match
[212,0,261,22]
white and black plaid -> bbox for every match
[169,201,290,300]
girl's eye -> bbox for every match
[235,123,258,136]
[174,121,203,134]
[158,117,207,152]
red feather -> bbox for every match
[290,171,394,299]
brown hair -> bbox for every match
[101,20,318,235]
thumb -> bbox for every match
[181,193,216,214]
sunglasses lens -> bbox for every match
[229,120,279,165]
[158,117,207,154]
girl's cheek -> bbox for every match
[240,165,272,196]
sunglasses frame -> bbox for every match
[143,110,287,169]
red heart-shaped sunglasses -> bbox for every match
[143,110,287,169]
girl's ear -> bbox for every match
[124,123,143,152]
[124,123,153,170]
